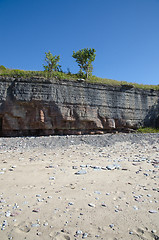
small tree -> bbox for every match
[72,48,96,79]
[43,51,61,72]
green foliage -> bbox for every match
[0,65,6,71]
[72,48,96,79]
[0,65,7,75]
[76,69,86,79]
[43,51,61,72]
[137,127,159,133]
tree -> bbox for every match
[72,48,96,79]
[43,51,61,72]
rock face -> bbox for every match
[0,76,159,136]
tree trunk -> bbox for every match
[86,69,88,79]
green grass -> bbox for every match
[137,127,159,133]
[0,66,159,90]
[88,75,159,90]
[0,67,78,81]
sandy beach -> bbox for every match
[0,133,158,240]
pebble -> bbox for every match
[76,230,83,235]
[75,170,87,175]
[48,165,54,168]
[109,224,114,228]
[94,191,101,195]
[80,165,86,168]
[88,203,95,207]
[149,210,158,213]
[3,219,8,225]
[82,232,88,238]
[114,164,121,169]
[106,165,116,170]
[93,166,101,170]
[147,194,151,197]
[1,168,6,171]
[101,167,107,170]
[31,223,40,227]
[47,196,52,199]
[72,166,78,169]
[43,222,48,226]
[8,236,13,240]
[5,211,11,217]
[143,173,149,176]
[37,198,43,202]
[13,203,19,209]
[133,206,138,210]
[101,203,107,207]
[37,232,42,236]
[49,177,55,180]
[32,208,40,213]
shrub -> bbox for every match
[0,65,6,72]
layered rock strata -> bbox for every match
[0,76,159,136]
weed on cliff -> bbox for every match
[137,127,159,133]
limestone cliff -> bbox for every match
[0,76,159,136]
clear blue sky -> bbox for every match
[0,0,159,85]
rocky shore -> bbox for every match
[0,133,159,239]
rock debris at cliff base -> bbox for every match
[0,133,158,240]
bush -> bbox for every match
[0,65,6,71]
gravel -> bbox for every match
[0,133,159,151]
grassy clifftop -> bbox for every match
[0,66,159,90]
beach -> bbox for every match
[0,133,158,240]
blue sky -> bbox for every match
[0,0,159,85]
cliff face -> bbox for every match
[0,76,159,136]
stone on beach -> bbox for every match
[75,170,87,175]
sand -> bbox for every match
[0,134,158,240]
